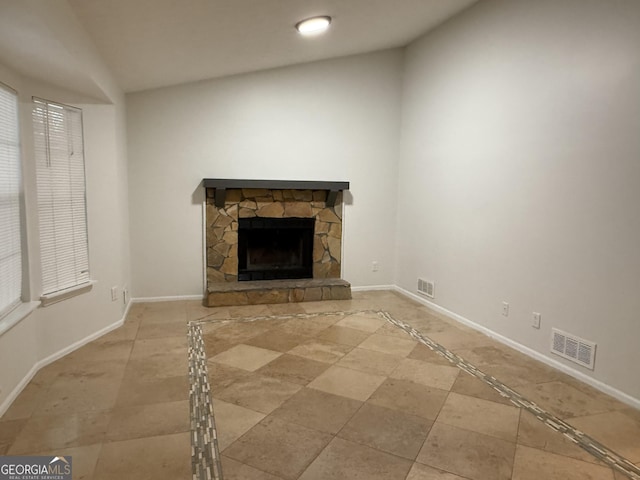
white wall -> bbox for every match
[0,2,131,411]
[396,0,640,399]
[127,49,404,297]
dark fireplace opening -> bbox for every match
[238,217,314,281]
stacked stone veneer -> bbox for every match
[206,188,343,288]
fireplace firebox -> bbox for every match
[238,217,314,281]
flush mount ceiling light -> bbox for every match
[295,16,332,35]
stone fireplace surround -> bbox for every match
[203,179,352,307]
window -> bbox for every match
[32,98,90,295]
[0,84,22,317]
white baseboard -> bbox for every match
[393,286,640,411]
[351,284,396,292]
[132,294,204,303]
[0,300,133,417]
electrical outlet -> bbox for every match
[532,312,541,329]
[502,301,509,317]
[372,261,379,272]
[123,286,128,305]
[111,286,118,302]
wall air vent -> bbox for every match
[417,278,435,298]
[551,328,596,370]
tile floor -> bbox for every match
[0,291,639,480]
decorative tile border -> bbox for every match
[188,309,640,480]
[188,323,223,480]
[380,311,640,480]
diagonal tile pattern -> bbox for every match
[1,292,640,480]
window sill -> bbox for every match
[0,301,41,336]
[40,280,96,307]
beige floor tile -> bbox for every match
[95,320,139,342]
[407,316,458,335]
[336,347,404,376]
[106,399,189,442]
[142,307,187,322]
[213,400,266,451]
[620,407,640,425]
[338,403,432,460]
[227,304,273,318]
[516,381,613,419]
[375,321,416,338]
[244,328,309,352]
[115,375,189,407]
[207,362,253,396]
[211,344,282,371]
[457,345,564,386]
[278,317,337,337]
[129,336,187,358]
[269,387,362,435]
[569,411,640,462]
[408,344,455,367]
[512,444,614,480]
[221,456,283,479]
[299,436,413,480]
[9,410,110,454]
[268,303,307,315]
[307,366,386,401]
[40,353,127,382]
[7,297,640,480]
[93,432,190,480]
[517,410,602,464]
[358,333,417,357]
[390,358,459,391]
[368,378,448,420]
[224,416,332,480]
[188,306,231,323]
[301,301,344,314]
[0,418,26,449]
[203,332,235,356]
[0,382,51,420]
[406,463,468,480]
[335,312,387,332]
[205,321,272,343]
[136,320,187,340]
[561,376,630,413]
[437,392,520,442]
[214,373,302,414]
[186,301,226,321]
[256,354,329,385]
[143,300,187,313]
[315,325,371,347]
[64,339,134,364]
[428,329,495,351]
[124,350,187,380]
[449,371,513,406]
[288,339,352,364]
[32,444,102,480]
[34,375,122,417]
[417,422,515,480]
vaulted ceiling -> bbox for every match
[0,0,478,95]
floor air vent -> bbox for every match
[551,328,596,370]
[417,278,435,298]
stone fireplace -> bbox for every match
[203,179,351,306]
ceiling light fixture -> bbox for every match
[295,16,332,35]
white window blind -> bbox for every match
[33,98,90,295]
[0,84,22,317]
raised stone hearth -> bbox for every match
[203,179,351,307]
[206,278,352,307]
